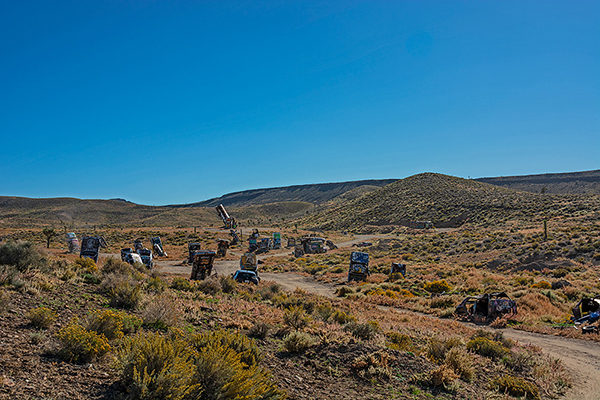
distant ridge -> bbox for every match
[182,179,398,208]
[476,170,600,195]
[1,171,598,229]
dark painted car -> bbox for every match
[232,270,260,285]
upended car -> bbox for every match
[455,292,517,322]
[571,295,600,333]
[232,270,260,285]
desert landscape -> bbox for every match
[1,2,598,399]
[1,171,599,400]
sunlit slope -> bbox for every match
[300,173,600,230]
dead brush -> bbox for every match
[420,364,459,389]
[518,292,565,320]
[195,276,221,295]
[0,265,17,286]
[257,282,282,300]
[533,354,573,398]
[0,289,11,314]
[429,295,460,309]
[351,350,392,382]
[247,321,270,339]
[443,346,474,382]
[426,336,464,363]
[142,294,181,329]
[219,274,237,293]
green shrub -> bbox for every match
[552,268,569,278]
[0,265,18,286]
[466,337,509,360]
[531,280,552,289]
[81,309,142,340]
[304,263,327,275]
[282,331,315,353]
[513,276,533,286]
[489,375,540,399]
[275,294,315,314]
[0,241,47,271]
[146,276,167,293]
[330,310,356,325]
[115,332,198,400]
[386,332,412,351]
[74,257,98,273]
[314,302,334,321]
[56,321,111,363]
[27,306,57,329]
[430,296,455,309]
[190,329,262,367]
[191,340,284,400]
[424,280,451,294]
[344,321,378,341]
[29,330,46,345]
[107,278,142,309]
[471,329,514,349]
[171,277,194,292]
[425,336,463,363]
[283,305,311,331]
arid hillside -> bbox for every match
[476,170,600,195]
[2,171,599,231]
[0,196,316,230]
[187,179,398,207]
[300,173,600,231]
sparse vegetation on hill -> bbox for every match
[189,179,398,207]
[300,173,600,231]
[477,170,600,195]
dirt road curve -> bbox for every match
[501,329,600,400]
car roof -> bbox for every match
[235,270,257,275]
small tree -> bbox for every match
[42,228,58,249]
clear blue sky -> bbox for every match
[1,1,598,205]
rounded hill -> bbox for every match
[301,173,600,230]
